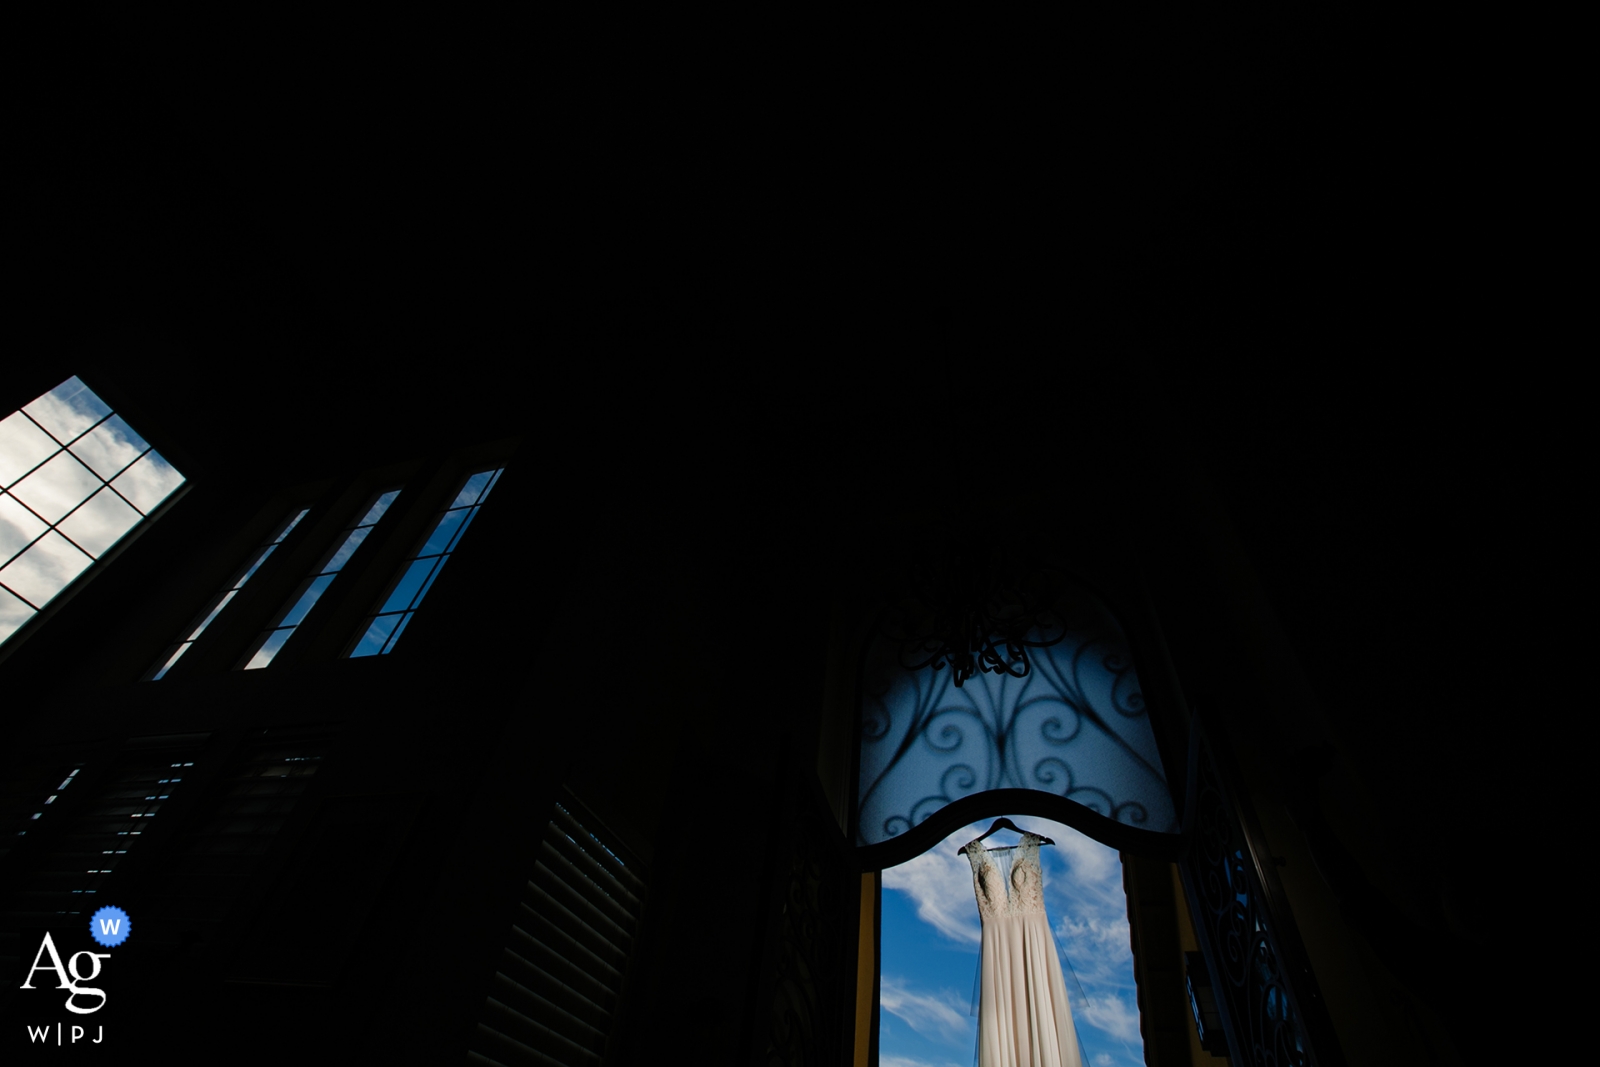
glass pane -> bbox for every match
[9,451,104,525]
[444,506,480,553]
[419,508,468,557]
[234,545,277,588]
[188,589,239,640]
[57,487,142,557]
[380,612,411,654]
[478,467,504,502]
[0,492,49,565]
[450,470,497,509]
[412,554,449,609]
[22,377,112,444]
[322,525,373,573]
[69,415,149,480]
[380,558,437,614]
[349,614,400,658]
[0,411,61,488]
[109,450,185,514]
[0,584,34,643]
[273,509,310,544]
[0,531,94,607]
[278,574,335,628]
[151,643,190,680]
[356,490,401,528]
[244,628,293,670]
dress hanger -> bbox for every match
[956,817,1056,854]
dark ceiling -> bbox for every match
[11,19,1554,999]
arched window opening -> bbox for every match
[855,574,1182,869]
[878,815,1148,1067]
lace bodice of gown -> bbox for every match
[964,832,1047,920]
[963,830,1083,1067]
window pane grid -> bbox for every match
[148,508,311,680]
[1,377,185,646]
[4,412,163,543]
[2,409,115,490]
[242,489,401,670]
[350,467,502,658]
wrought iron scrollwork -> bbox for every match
[879,552,1072,688]
[858,580,1177,847]
[763,782,854,1067]
[766,842,827,1067]
[1180,737,1338,1067]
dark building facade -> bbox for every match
[4,19,1545,1066]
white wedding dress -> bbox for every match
[964,832,1084,1067]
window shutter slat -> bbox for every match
[548,804,643,894]
[468,795,647,1067]
[543,832,642,914]
[530,853,634,949]
[521,883,628,972]
[506,925,617,1010]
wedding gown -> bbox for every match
[965,832,1084,1067]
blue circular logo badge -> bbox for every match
[90,906,130,948]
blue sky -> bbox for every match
[879,816,1146,1067]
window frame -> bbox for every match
[344,463,506,660]
[237,485,406,671]
[144,505,315,680]
[815,571,1206,1064]
[0,374,192,664]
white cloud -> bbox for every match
[0,411,59,487]
[0,493,48,560]
[1093,1054,1116,1067]
[1056,911,1134,986]
[1054,825,1122,887]
[69,416,146,480]
[0,531,91,606]
[1079,993,1143,1043]
[110,451,183,513]
[882,823,984,945]
[881,1055,968,1067]
[22,378,109,445]
[10,451,102,525]
[879,976,973,1045]
[58,487,141,556]
[0,379,183,641]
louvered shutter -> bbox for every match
[2,746,202,925]
[0,752,89,974]
[468,797,647,1067]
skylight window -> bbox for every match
[241,490,400,669]
[147,508,311,679]
[0,377,185,646]
[348,466,503,657]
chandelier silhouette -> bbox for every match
[879,544,1069,687]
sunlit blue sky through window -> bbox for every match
[1,377,185,646]
[880,817,1145,1067]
